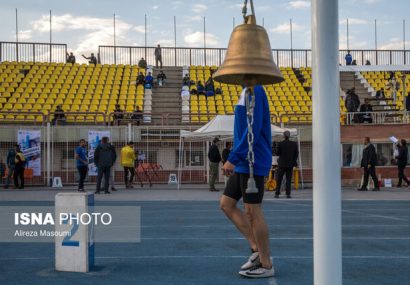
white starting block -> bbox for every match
[52,177,63,188]
[55,193,94,272]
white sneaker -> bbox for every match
[239,264,275,278]
[241,252,260,270]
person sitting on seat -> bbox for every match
[183,74,192,86]
[205,77,215,96]
[375,88,385,99]
[52,105,66,125]
[112,104,124,126]
[136,72,145,86]
[365,60,371,65]
[352,59,357,66]
[66,52,76,64]
[360,99,373,123]
[157,70,167,87]
[131,106,143,126]
[144,72,154,89]
[406,92,410,111]
[82,53,97,64]
[138,57,147,69]
[197,81,205,95]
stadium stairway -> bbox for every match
[150,67,182,124]
[340,71,371,101]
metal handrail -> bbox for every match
[0,111,46,125]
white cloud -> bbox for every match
[152,5,159,10]
[271,22,304,34]
[17,30,32,40]
[192,4,208,13]
[379,39,408,50]
[29,13,138,60]
[184,31,218,47]
[134,25,145,33]
[339,34,367,49]
[339,18,368,25]
[287,1,310,9]
[184,15,202,22]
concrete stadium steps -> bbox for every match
[340,71,371,101]
[150,67,183,124]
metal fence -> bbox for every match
[0,42,67,63]
[98,46,410,67]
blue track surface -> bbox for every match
[1,200,410,285]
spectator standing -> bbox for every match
[345,88,360,123]
[121,142,136,188]
[112,104,124,126]
[4,146,16,189]
[138,57,147,69]
[66,52,76,64]
[208,137,221,192]
[345,51,353,65]
[82,53,97,64]
[157,70,167,87]
[154,44,163,68]
[136,72,145,86]
[94,137,117,194]
[14,145,25,189]
[75,139,88,192]
[221,142,231,165]
[395,139,410,188]
[359,99,373,123]
[358,137,380,191]
[52,105,66,125]
[274,131,299,199]
[131,106,143,126]
[406,92,410,111]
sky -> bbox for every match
[1,0,409,60]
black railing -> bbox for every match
[99,45,410,67]
[0,42,67,63]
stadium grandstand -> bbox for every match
[0,42,410,188]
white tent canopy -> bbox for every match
[180,115,297,140]
[178,115,302,189]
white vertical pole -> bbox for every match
[311,1,342,285]
[46,122,51,186]
[127,123,132,142]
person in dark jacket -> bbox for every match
[94,137,117,194]
[345,88,360,113]
[82,53,97,64]
[4,146,16,189]
[406,92,410,112]
[14,145,26,189]
[208,137,221,191]
[359,99,373,123]
[395,139,410,188]
[274,131,299,198]
[138,57,147,69]
[358,137,379,191]
[221,142,231,164]
[136,72,145,86]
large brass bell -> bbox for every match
[213,15,284,85]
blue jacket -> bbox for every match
[227,85,272,176]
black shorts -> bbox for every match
[223,173,265,204]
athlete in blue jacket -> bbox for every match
[221,85,274,278]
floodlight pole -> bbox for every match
[311,0,342,285]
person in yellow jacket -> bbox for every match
[121,141,136,188]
